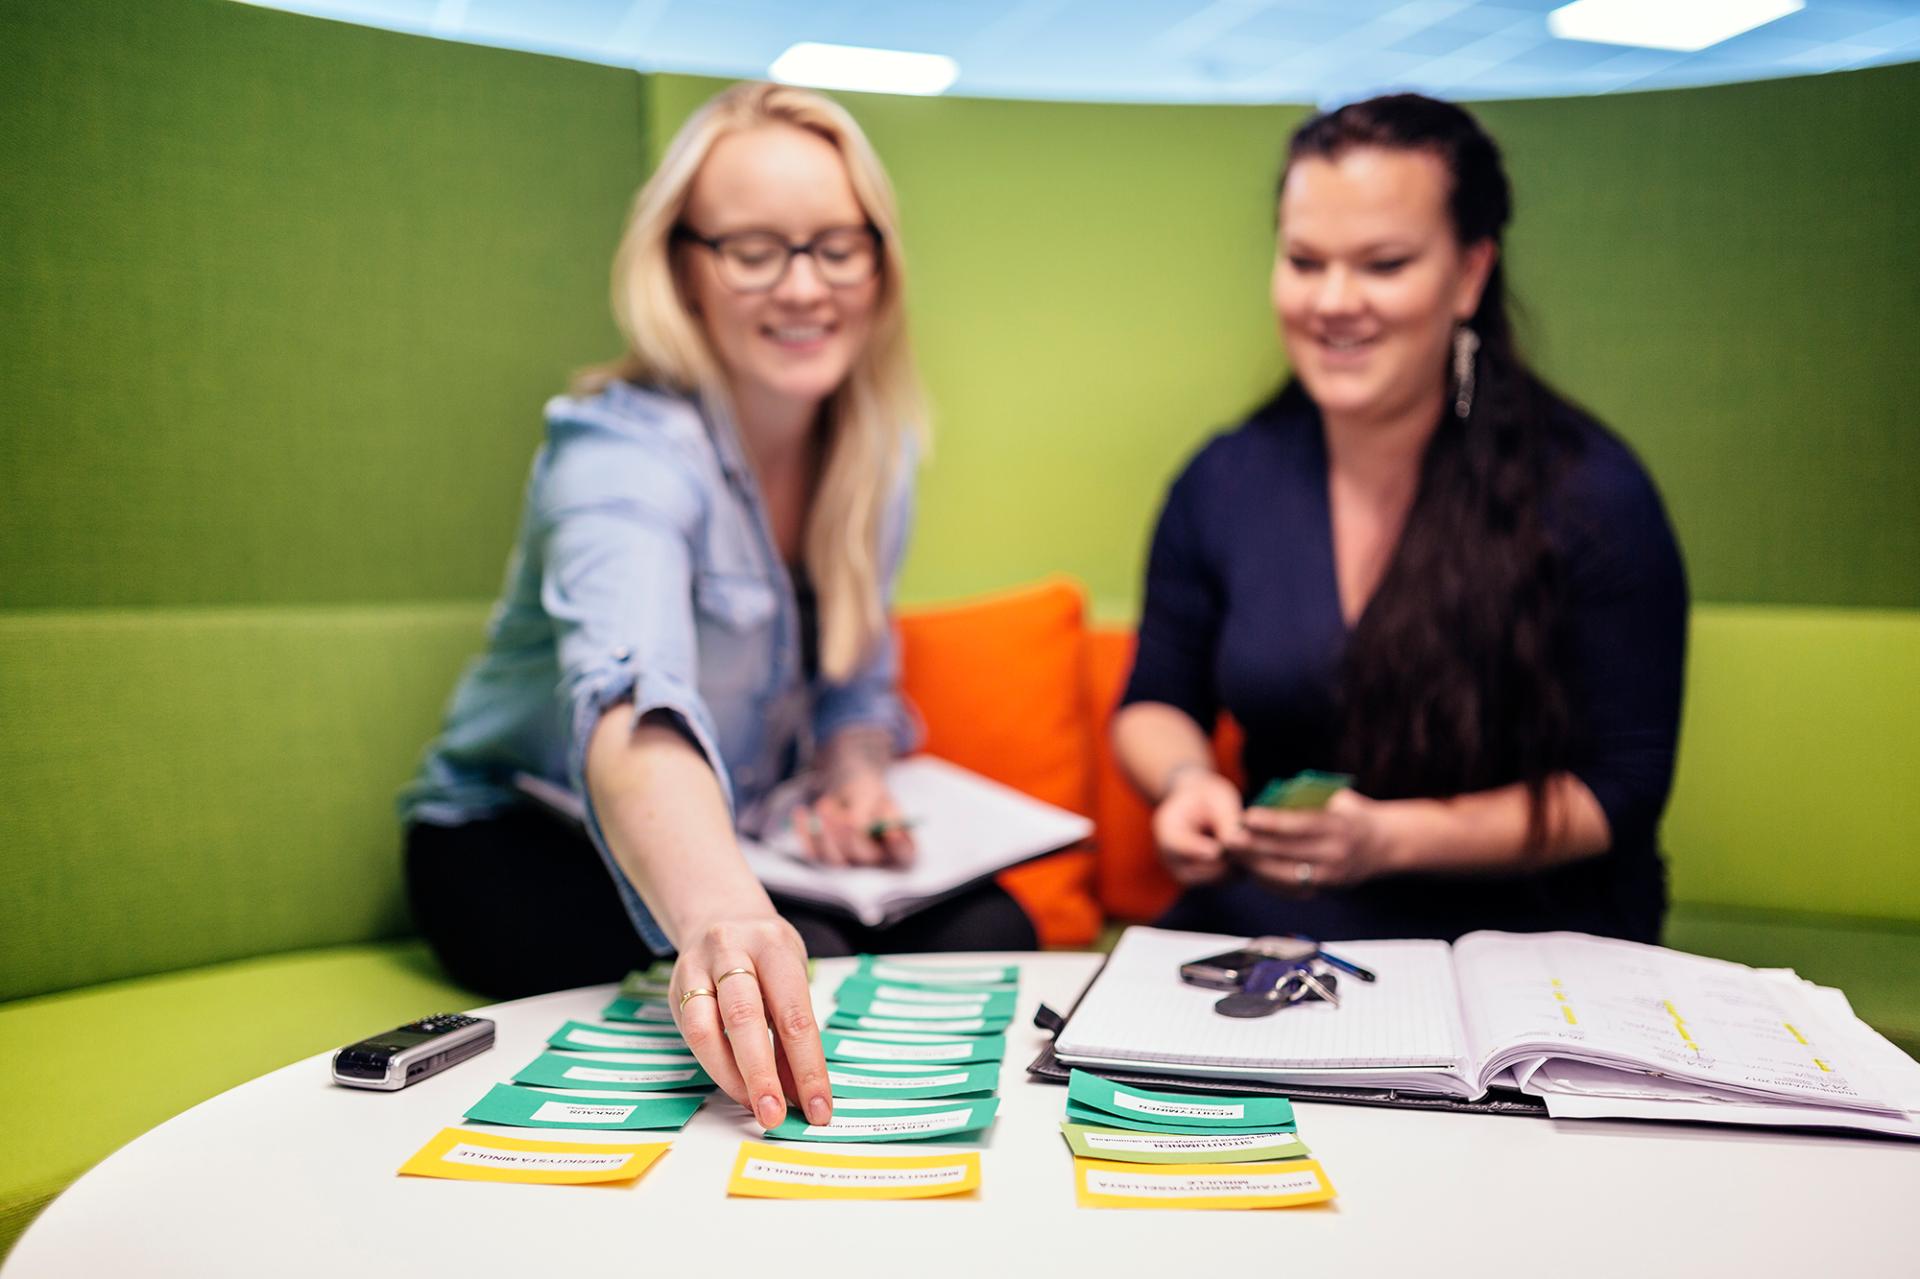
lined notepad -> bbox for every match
[1055,928,1470,1088]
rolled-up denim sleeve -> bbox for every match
[810,446,922,754]
[534,413,727,952]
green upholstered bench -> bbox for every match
[0,607,490,1257]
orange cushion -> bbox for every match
[896,577,1101,947]
[1087,624,1245,923]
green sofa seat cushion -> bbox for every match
[0,941,476,1261]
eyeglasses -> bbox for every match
[673,224,882,293]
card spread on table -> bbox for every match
[821,1030,1006,1064]
[827,1061,1000,1099]
[1059,1122,1311,1164]
[1068,1071,1296,1131]
[1063,1101,1230,1137]
[835,976,1017,1004]
[513,1051,714,1092]
[600,997,679,1024]
[763,1096,1000,1143]
[618,961,676,1000]
[1072,1158,1335,1210]
[834,984,1018,1019]
[857,956,1020,987]
[462,1083,705,1131]
[727,1141,981,1200]
[397,1128,669,1185]
[548,1020,690,1053]
[828,1011,1012,1035]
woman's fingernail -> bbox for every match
[756,1094,785,1129]
[806,1096,831,1125]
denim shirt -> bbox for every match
[400,380,918,950]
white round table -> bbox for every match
[8,952,1917,1277]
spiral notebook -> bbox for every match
[1043,926,1920,1137]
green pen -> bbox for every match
[865,817,921,841]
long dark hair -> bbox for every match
[1282,94,1577,847]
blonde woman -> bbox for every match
[402,83,1035,1130]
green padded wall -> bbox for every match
[1664,607,1920,920]
[0,0,644,608]
[648,77,1302,616]
[0,605,490,1002]
[0,0,649,1000]
[1474,67,1920,612]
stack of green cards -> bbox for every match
[769,954,1020,1144]
[1059,1070,1313,1165]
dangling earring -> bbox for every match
[1452,325,1479,419]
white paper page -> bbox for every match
[1053,927,1471,1084]
[1540,1090,1920,1139]
[738,756,1092,926]
[1454,931,1914,1113]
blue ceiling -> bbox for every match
[236,0,1920,103]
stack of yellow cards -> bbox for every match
[1058,1070,1335,1210]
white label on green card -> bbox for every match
[444,1144,632,1172]
[868,962,1012,984]
[803,1109,972,1137]
[864,1000,989,1019]
[848,1016,988,1033]
[564,1066,699,1084]
[829,1070,968,1090]
[836,1041,970,1061]
[1085,1168,1324,1198]
[529,1101,639,1125]
[741,1159,972,1188]
[870,985,993,1004]
[1085,1131,1303,1154]
[565,1029,684,1050]
[1113,1093,1245,1119]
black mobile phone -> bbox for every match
[331,1013,494,1091]
[1179,938,1318,990]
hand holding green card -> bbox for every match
[1251,770,1353,810]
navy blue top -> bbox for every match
[1122,392,1688,944]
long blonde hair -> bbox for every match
[575,82,926,682]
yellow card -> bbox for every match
[727,1140,981,1200]
[397,1127,669,1185]
[1072,1157,1336,1210]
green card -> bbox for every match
[462,1083,705,1131]
[764,1096,1000,1143]
[828,1009,1013,1035]
[1059,1121,1311,1164]
[1064,1100,1226,1136]
[600,997,679,1025]
[856,956,1020,986]
[547,1020,688,1053]
[513,1050,714,1092]
[618,960,676,1000]
[1251,770,1354,811]
[821,1030,1006,1065]
[834,982,1018,1020]
[1067,1070,1297,1130]
[826,1061,1000,1100]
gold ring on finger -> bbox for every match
[714,967,757,987]
[678,987,717,1010]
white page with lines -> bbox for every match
[1053,928,1473,1092]
[1455,930,1920,1114]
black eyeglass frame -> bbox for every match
[671,222,884,293]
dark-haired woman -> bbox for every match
[1112,94,1687,944]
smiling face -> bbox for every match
[677,123,880,432]
[1274,146,1494,430]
